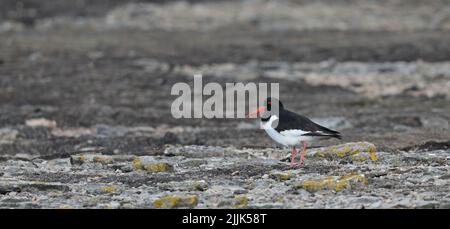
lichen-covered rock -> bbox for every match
[164,145,239,158]
[269,171,295,181]
[293,173,368,192]
[132,158,174,173]
[70,154,135,165]
[233,195,249,209]
[157,180,208,192]
[309,142,378,161]
[217,195,249,209]
[95,185,120,195]
[179,159,208,168]
[92,156,113,164]
[1,144,450,208]
[0,180,70,193]
[153,195,198,209]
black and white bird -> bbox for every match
[247,97,341,167]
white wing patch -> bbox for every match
[280,129,330,137]
[280,129,311,137]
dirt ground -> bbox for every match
[0,0,450,208]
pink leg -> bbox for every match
[297,141,307,167]
[290,146,297,168]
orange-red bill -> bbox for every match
[246,106,266,118]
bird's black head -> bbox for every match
[261,97,283,122]
[265,97,283,111]
[246,97,284,121]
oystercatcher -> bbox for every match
[247,97,341,167]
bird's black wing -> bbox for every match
[275,109,341,139]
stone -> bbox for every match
[0,128,18,144]
[293,173,368,192]
[308,142,378,162]
[153,195,198,209]
[269,171,295,181]
[95,185,120,195]
[132,158,174,173]
[25,118,57,129]
[70,154,135,165]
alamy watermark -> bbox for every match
[171,74,279,119]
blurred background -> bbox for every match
[1,0,449,151]
[0,0,450,208]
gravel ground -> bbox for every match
[0,0,449,208]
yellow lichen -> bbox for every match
[142,162,173,173]
[368,146,378,161]
[317,150,325,157]
[312,142,378,162]
[78,155,86,163]
[99,185,118,193]
[132,158,143,170]
[153,195,198,209]
[270,172,294,181]
[334,181,349,191]
[352,155,368,161]
[300,179,320,191]
[93,156,111,163]
[349,149,361,155]
[132,159,173,173]
[234,195,249,209]
[193,181,207,191]
[335,147,347,158]
[296,173,368,192]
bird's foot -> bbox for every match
[298,153,305,166]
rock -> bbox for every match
[157,180,208,192]
[120,165,133,173]
[192,181,209,191]
[25,118,57,129]
[92,155,113,164]
[179,159,208,168]
[217,195,249,209]
[161,132,181,144]
[421,117,449,130]
[132,158,174,173]
[87,51,104,60]
[0,21,25,33]
[70,154,135,165]
[233,189,248,195]
[94,185,121,195]
[233,195,249,209]
[236,122,256,130]
[293,173,368,192]
[269,171,295,181]
[153,195,198,209]
[308,142,378,162]
[104,1,450,31]
[51,127,93,137]
[0,180,70,194]
[95,125,128,137]
[0,128,18,144]
[164,145,241,158]
[132,59,170,73]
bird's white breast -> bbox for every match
[262,116,312,146]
